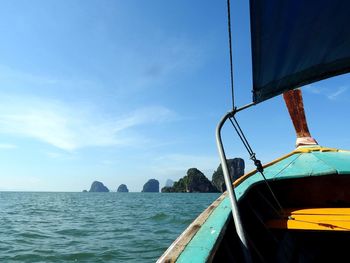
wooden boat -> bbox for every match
[158,145,350,262]
[158,0,350,262]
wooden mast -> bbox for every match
[283,89,318,147]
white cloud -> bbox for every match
[304,84,348,101]
[0,143,17,149]
[45,151,78,160]
[46,152,64,158]
[328,86,348,100]
[304,84,321,94]
[0,95,175,151]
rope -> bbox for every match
[227,0,235,109]
[229,115,285,217]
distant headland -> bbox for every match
[162,168,218,193]
[162,158,244,193]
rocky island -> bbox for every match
[212,158,245,192]
[89,181,109,192]
[162,168,219,193]
[117,184,129,192]
[142,179,159,192]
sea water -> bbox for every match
[0,192,220,262]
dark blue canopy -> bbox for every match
[250,0,350,103]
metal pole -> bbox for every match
[216,111,252,263]
[236,102,255,113]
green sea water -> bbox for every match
[0,192,220,262]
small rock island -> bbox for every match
[142,179,159,192]
[89,181,109,192]
[117,184,129,193]
[162,168,219,193]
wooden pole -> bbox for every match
[283,89,318,147]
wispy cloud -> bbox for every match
[0,64,59,86]
[0,143,17,149]
[0,95,175,151]
[304,84,349,101]
[304,84,321,94]
[45,151,78,160]
[327,86,348,100]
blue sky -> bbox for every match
[0,1,349,191]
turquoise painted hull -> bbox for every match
[158,147,350,262]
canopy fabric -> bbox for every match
[250,0,350,103]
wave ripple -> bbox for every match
[0,192,219,262]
